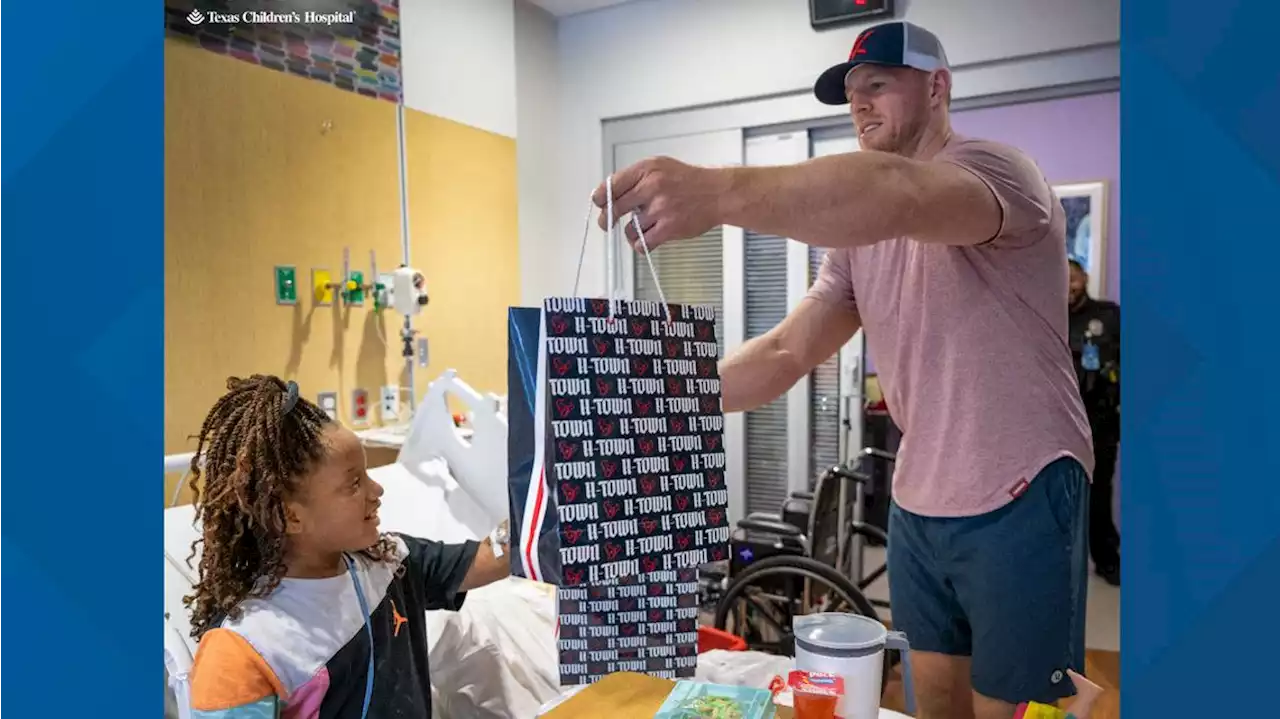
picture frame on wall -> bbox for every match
[1055,180,1108,298]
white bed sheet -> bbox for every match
[428,576,561,718]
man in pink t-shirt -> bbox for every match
[594,20,1095,719]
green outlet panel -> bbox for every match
[274,266,298,305]
[345,270,365,305]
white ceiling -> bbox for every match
[526,0,635,17]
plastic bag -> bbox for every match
[428,577,562,718]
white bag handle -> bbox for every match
[571,177,672,323]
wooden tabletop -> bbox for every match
[541,672,795,719]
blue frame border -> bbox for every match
[1124,0,1280,715]
[1,1,163,713]
[3,0,1280,715]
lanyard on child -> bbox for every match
[345,555,375,719]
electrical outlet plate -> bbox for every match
[417,337,429,368]
[381,386,399,422]
[375,272,394,310]
[317,391,339,421]
[313,269,334,306]
[345,270,365,306]
[352,388,370,425]
[274,266,297,305]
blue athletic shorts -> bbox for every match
[886,456,1089,705]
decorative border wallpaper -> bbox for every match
[164,1,402,103]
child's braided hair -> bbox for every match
[183,375,396,639]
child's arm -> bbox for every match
[1064,669,1104,718]
[459,523,512,591]
[189,628,286,717]
[400,528,510,610]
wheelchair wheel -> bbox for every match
[712,554,878,645]
[712,555,894,693]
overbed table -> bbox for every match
[538,672,912,718]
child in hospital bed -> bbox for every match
[183,375,511,718]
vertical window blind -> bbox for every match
[808,247,843,485]
[633,226,725,357]
[742,231,790,516]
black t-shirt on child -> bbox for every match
[187,534,479,718]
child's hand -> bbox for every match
[1065,669,1104,719]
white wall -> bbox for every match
[515,0,562,302]
[400,0,518,139]
[522,0,1121,303]
[559,0,1118,119]
[397,0,561,300]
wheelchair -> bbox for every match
[698,448,899,686]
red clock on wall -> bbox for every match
[810,0,895,30]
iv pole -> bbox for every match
[395,84,416,413]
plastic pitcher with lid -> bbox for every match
[792,613,915,719]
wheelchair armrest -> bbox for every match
[737,516,804,538]
[789,490,815,502]
[851,520,889,546]
[829,466,873,484]
[861,447,897,463]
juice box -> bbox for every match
[788,671,845,719]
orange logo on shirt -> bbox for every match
[392,600,408,637]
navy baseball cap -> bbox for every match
[814,21,950,106]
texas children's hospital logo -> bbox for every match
[185,7,355,26]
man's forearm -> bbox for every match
[717,151,917,249]
[719,334,807,414]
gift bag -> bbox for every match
[507,296,732,686]
[509,184,731,686]
[507,298,731,587]
[556,567,701,685]
[508,304,557,581]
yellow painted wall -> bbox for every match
[403,111,519,405]
[164,39,518,503]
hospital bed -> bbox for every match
[163,370,802,718]
[163,370,564,718]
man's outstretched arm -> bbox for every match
[718,151,1001,249]
[720,296,861,414]
[595,150,1007,252]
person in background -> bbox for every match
[595,20,1095,719]
[1068,259,1121,586]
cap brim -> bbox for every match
[814,62,855,105]
[813,59,910,105]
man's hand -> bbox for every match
[592,156,733,251]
